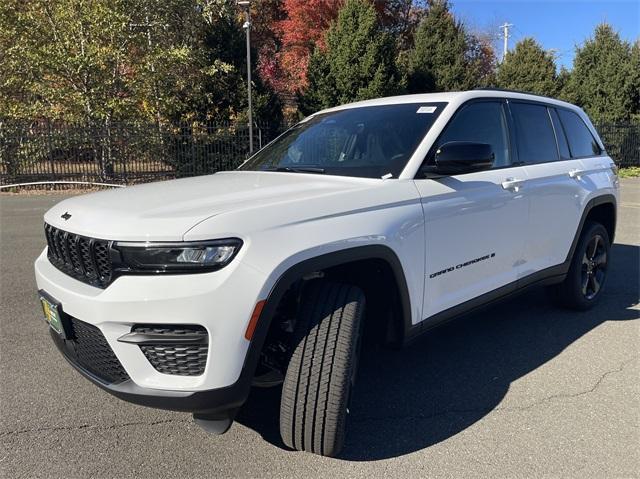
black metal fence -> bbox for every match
[595,123,640,168]
[0,120,288,187]
[1,120,638,187]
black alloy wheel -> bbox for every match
[581,234,607,300]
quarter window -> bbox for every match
[510,102,559,164]
[557,109,602,158]
[435,101,511,167]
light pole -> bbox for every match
[237,1,253,154]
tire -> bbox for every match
[551,221,611,310]
[279,281,365,457]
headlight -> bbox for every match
[112,239,243,273]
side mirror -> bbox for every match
[433,141,494,175]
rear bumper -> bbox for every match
[51,328,251,416]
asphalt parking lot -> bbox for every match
[1,179,638,478]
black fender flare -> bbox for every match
[565,194,617,264]
[236,245,414,393]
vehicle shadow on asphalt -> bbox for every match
[235,243,639,461]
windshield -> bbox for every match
[239,102,446,178]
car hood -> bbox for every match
[44,171,375,241]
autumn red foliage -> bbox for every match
[258,0,344,97]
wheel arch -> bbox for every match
[566,194,617,263]
[242,245,414,378]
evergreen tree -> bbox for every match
[300,0,402,114]
[629,40,640,120]
[496,38,557,96]
[556,66,572,102]
[563,23,635,123]
[405,0,473,93]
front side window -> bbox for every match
[431,101,511,167]
[510,102,559,164]
[557,109,602,158]
[239,103,446,178]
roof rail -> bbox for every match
[473,87,553,99]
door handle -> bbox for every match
[568,169,586,179]
[501,178,524,192]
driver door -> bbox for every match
[413,99,529,322]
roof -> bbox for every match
[314,90,580,116]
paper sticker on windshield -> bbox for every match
[417,106,437,114]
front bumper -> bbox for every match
[34,248,269,397]
[50,329,249,415]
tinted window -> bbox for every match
[557,109,602,158]
[510,103,559,164]
[240,103,445,178]
[436,101,510,167]
[549,109,571,159]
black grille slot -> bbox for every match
[68,236,83,274]
[132,325,208,376]
[94,242,112,282]
[69,318,129,384]
[44,224,112,288]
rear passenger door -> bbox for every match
[509,101,586,275]
[555,108,610,192]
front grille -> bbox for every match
[45,224,112,288]
[132,325,208,376]
[57,318,130,384]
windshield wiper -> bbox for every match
[263,166,326,174]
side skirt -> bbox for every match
[406,263,568,343]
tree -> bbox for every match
[300,0,402,114]
[563,23,636,123]
[258,0,420,100]
[496,38,558,96]
[257,0,342,98]
[405,0,482,93]
[197,0,282,125]
[251,0,288,95]
[0,0,143,123]
[466,32,498,88]
[556,66,572,98]
[377,0,427,52]
[0,0,281,124]
[631,41,640,120]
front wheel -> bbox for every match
[279,281,365,457]
[551,221,611,310]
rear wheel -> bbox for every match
[551,221,610,310]
[279,281,365,457]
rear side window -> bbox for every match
[435,101,511,167]
[510,102,559,164]
[557,109,602,158]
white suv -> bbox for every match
[35,90,618,457]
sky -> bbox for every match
[450,0,640,69]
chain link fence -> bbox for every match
[1,120,638,188]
